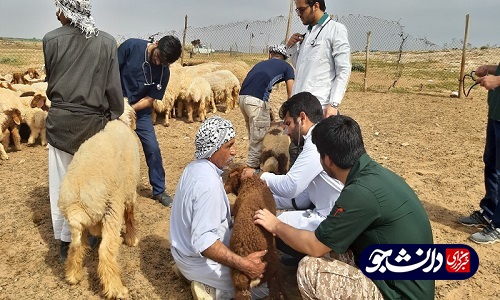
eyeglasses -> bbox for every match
[295,6,311,15]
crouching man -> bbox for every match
[169,116,268,299]
[254,115,435,299]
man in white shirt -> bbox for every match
[242,92,343,234]
[169,116,268,300]
[287,0,351,117]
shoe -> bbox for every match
[152,192,173,207]
[469,224,500,244]
[458,210,490,227]
[191,281,216,300]
[59,241,70,263]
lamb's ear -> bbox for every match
[31,94,46,108]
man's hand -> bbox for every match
[287,33,304,48]
[254,208,281,235]
[324,105,339,118]
[241,167,256,180]
[243,250,267,280]
[477,75,500,91]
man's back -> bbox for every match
[240,59,294,102]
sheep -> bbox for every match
[0,108,22,160]
[0,89,23,152]
[151,63,182,127]
[201,70,240,114]
[18,93,49,146]
[25,68,41,80]
[224,165,287,300]
[10,72,29,85]
[11,82,48,96]
[184,76,215,123]
[0,81,16,91]
[58,100,140,299]
[214,62,250,86]
[260,125,290,175]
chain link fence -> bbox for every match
[1,14,498,96]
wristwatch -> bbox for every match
[330,103,339,109]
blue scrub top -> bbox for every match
[240,58,294,102]
[118,38,169,104]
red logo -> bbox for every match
[446,249,470,273]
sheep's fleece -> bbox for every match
[194,116,235,159]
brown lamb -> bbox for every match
[224,165,287,300]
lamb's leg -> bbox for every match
[164,106,171,127]
[28,127,41,146]
[233,271,252,300]
[99,201,128,299]
[65,218,88,284]
[210,94,217,113]
[1,129,9,150]
[11,126,21,151]
[177,100,184,118]
[151,110,158,125]
[186,101,194,123]
[0,143,8,160]
[123,192,138,247]
[40,128,47,146]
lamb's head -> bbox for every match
[4,108,22,127]
[119,98,137,130]
[30,94,49,111]
[223,164,246,195]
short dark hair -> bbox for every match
[305,0,326,11]
[157,35,182,65]
[312,115,366,169]
[279,92,323,124]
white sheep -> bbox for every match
[185,76,215,123]
[151,63,182,127]
[18,93,49,146]
[214,61,250,85]
[202,70,240,113]
[58,100,139,299]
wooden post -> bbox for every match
[285,0,293,43]
[180,15,188,66]
[364,31,371,92]
[458,14,470,99]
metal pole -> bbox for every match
[364,31,371,92]
[458,14,470,99]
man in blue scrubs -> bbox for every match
[118,35,182,206]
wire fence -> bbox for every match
[1,14,498,97]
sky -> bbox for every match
[0,1,498,48]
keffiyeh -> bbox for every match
[195,116,236,159]
[55,0,98,37]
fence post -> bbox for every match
[181,15,188,66]
[458,14,470,99]
[285,0,293,43]
[364,31,371,92]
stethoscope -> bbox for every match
[142,45,164,91]
[305,17,332,47]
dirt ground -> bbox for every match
[1,88,499,300]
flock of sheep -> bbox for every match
[0,61,250,161]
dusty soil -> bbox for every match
[1,89,499,299]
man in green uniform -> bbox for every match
[254,115,435,299]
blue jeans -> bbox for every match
[480,118,500,227]
[135,108,165,196]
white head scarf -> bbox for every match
[54,0,98,38]
[195,116,236,159]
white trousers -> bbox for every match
[48,144,73,242]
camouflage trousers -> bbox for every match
[297,251,384,300]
